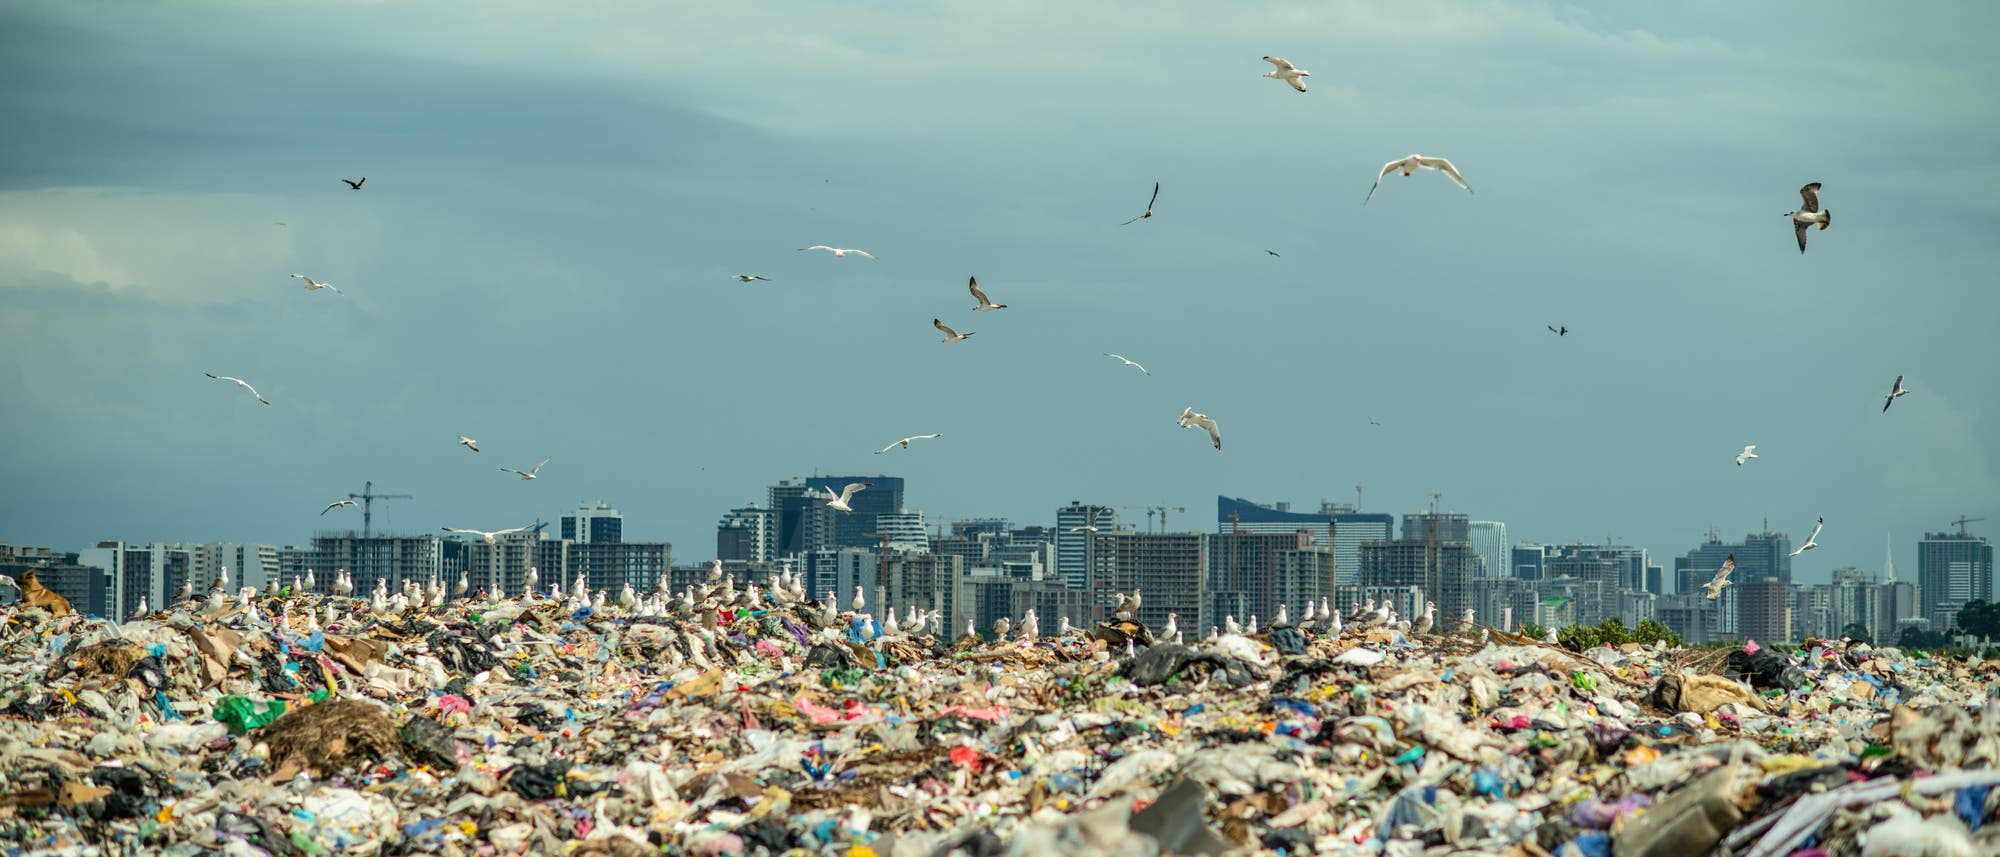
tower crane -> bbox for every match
[1950,515,1986,536]
[1111,504,1187,533]
[347,481,413,539]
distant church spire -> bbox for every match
[1884,532,1896,582]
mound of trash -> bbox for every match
[2,587,1996,856]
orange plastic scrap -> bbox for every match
[935,704,1010,722]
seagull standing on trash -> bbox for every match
[1019,609,1039,642]
[852,585,866,612]
[1162,612,1179,640]
[1225,615,1242,635]
[1275,604,1291,627]
[1327,608,1344,636]
[1414,601,1436,635]
[1058,615,1075,637]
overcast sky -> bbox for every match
[3,1,1995,586]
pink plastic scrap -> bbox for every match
[1744,639,1761,655]
[936,704,1011,722]
[795,695,841,724]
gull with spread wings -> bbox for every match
[1178,407,1222,451]
[1784,182,1832,254]
[823,482,873,514]
[968,277,1007,311]
[798,245,875,260]
[500,458,551,481]
[933,318,974,343]
[1791,517,1823,556]
[289,273,342,295]
[1703,554,1735,601]
[1121,182,1160,225]
[1365,154,1474,204]
[1883,375,1909,412]
[1261,56,1309,92]
[204,373,270,405]
[874,434,942,454]
[1103,353,1149,375]
[440,525,534,543]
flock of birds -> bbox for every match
[188,54,1905,633]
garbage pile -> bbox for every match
[2,582,1998,856]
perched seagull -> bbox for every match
[1115,588,1142,620]
[321,499,359,515]
[874,434,942,454]
[1784,182,1832,254]
[341,177,365,190]
[440,525,534,543]
[1883,375,1910,413]
[1162,612,1179,639]
[825,482,873,514]
[1547,325,1567,336]
[1542,626,1560,645]
[1414,601,1436,635]
[1364,154,1474,204]
[1261,56,1310,92]
[204,373,270,405]
[1103,353,1150,375]
[967,276,1007,311]
[288,273,342,295]
[933,318,974,343]
[1791,517,1823,556]
[1177,407,1222,451]
[733,274,771,283]
[499,457,551,480]
[1735,445,1759,466]
[458,436,479,452]
[1703,554,1736,600]
[1121,182,1160,225]
[798,245,875,260]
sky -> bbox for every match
[2,1,1996,587]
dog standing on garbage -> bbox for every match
[19,570,74,617]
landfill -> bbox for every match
[3,578,1999,857]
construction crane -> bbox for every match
[1111,504,1186,533]
[347,481,413,539]
[1950,515,1986,536]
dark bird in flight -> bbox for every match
[1266,250,1280,257]
[1784,182,1830,254]
[1882,375,1909,412]
[1547,325,1567,336]
[341,177,366,190]
[1121,182,1159,225]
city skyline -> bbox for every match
[2,2,1995,580]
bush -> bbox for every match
[1552,617,1683,651]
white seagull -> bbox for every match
[1735,445,1758,466]
[874,434,942,454]
[321,499,359,516]
[204,373,270,405]
[441,525,534,543]
[499,457,551,480]
[458,436,479,452]
[1103,353,1149,375]
[1883,375,1910,413]
[1364,154,1474,205]
[1177,406,1222,451]
[1121,182,1160,225]
[1703,554,1735,600]
[1784,182,1831,254]
[1791,517,1823,556]
[1261,56,1309,92]
[289,273,341,295]
[824,482,873,514]
[734,274,771,283]
[933,318,974,343]
[968,276,1007,311]
[798,245,876,260]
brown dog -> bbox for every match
[19,570,74,617]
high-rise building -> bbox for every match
[1055,502,1116,590]
[1217,497,1331,546]
[1359,533,1477,621]
[1206,529,1317,629]
[1332,513,1394,587]
[1658,593,1718,645]
[715,505,774,564]
[288,533,447,597]
[1543,549,1621,626]
[1919,530,1993,632]
[805,476,905,550]
[1674,530,1791,595]
[561,500,624,544]
[1738,580,1792,644]
[185,543,280,593]
[885,552,963,634]
[1088,531,1204,633]
[1471,576,1539,634]
[876,511,930,554]
[76,542,190,620]
[1512,543,1548,580]
[0,544,111,616]
[1793,584,1834,641]
[1468,521,1508,579]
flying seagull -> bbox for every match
[1261,56,1309,92]
[798,245,875,260]
[1735,445,1758,466]
[734,274,771,283]
[1368,417,1382,426]
[458,436,479,452]
[1178,406,1222,451]
[1547,325,1567,336]
[289,273,341,295]
[824,482,873,514]
[204,373,270,405]
[1266,250,1280,257]
[321,499,359,515]
[933,318,974,343]
[1121,182,1160,225]
[500,457,551,480]
[968,277,1007,311]
[1790,517,1823,556]
[440,525,534,543]
[1703,554,1735,600]
[1882,375,1909,412]
[874,434,942,454]
[1784,182,1831,254]
[341,177,365,190]
[1103,353,1149,375]
[1365,154,1474,204]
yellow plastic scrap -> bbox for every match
[848,847,878,857]
[1759,755,1821,776]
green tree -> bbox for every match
[1634,618,1684,649]
[1899,627,1949,650]
[1955,600,2000,639]
[1522,623,1548,641]
[1840,623,1873,645]
[1599,617,1631,644]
